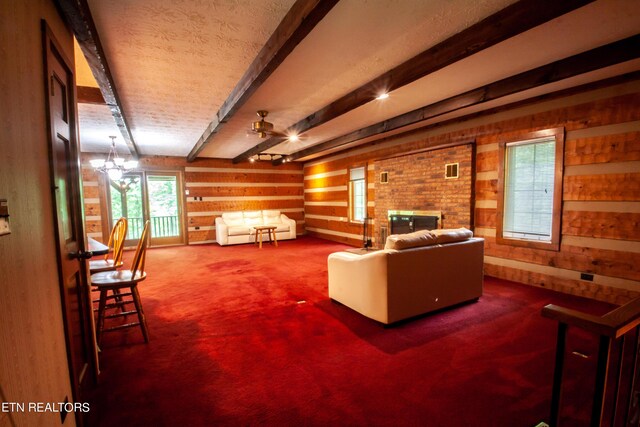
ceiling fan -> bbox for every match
[249,110,305,142]
[251,110,278,138]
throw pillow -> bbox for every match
[431,228,473,244]
[384,230,437,250]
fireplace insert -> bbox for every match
[389,214,439,235]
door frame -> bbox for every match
[104,169,186,247]
[42,19,97,421]
[144,170,185,246]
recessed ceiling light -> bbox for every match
[288,134,299,142]
[376,93,389,100]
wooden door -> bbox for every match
[145,171,185,246]
[43,22,96,422]
[107,171,186,246]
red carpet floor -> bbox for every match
[88,236,613,426]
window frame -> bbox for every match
[348,164,367,223]
[496,127,564,251]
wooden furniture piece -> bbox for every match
[253,225,278,249]
[89,217,127,274]
[87,237,109,256]
[91,220,150,344]
[542,298,640,426]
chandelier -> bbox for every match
[89,136,138,181]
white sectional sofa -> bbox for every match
[215,210,297,246]
[328,228,484,324]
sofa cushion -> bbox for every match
[263,210,282,225]
[431,228,473,244]
[384,230,437,250]
[228,226,252,236]
[222,211,244,226]
[243,211,263,226]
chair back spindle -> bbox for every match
[108,217,128,264]
[130,220,150,279]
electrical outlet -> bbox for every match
[580,273,594,281]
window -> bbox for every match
[349,166,366,222]
[496,128,564,251]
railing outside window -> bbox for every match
[115,216,179,240]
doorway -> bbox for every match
[107,171,185,246]
[43,21,96,424]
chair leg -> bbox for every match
[96,289,108,345]
[113,288,126,313]
[131,285,149,343]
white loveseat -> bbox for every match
[215,210,297,246]
[328,228,484,324]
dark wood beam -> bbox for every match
[234,0,595,164]
[55,0,140,158]
[274,34,640,165]
[324,71,640,163]
[77,86,105,104]
[186,0,339,162]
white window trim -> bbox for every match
[496,128,564,251]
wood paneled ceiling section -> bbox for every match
[78,0,640,161]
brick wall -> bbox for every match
[375,144,473,243]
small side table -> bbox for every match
[253,225,278,249]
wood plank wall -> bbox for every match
[304,164,376,246]
[80,156,304,245]
[1,1,78,425]
[303,79,640,304]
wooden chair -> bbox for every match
[91,220,150,344]
[89,217,127,274]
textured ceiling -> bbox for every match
[83,0,296,155]
[267,0,640,157]
[77,0,640,159]
[199,0,518,158]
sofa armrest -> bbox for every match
[280,214,297,238]
[328,250,390,323]
[215,217,229,245]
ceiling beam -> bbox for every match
[273,34,640,165]
[186,0,340,162]
[234,0,595,164]
[77,86,105,104]
[55,0,140,158]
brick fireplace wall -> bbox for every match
[374,144,473,245]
